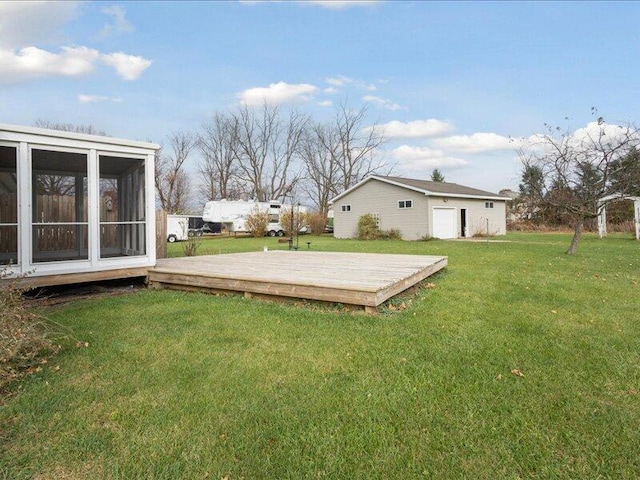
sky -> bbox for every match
[1,0,639,197]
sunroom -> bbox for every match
[0,124,159,286]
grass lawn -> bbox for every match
[1,233,639,478]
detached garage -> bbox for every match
[331,175,509,240]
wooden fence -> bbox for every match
[156,210,167,259]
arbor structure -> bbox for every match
[518,116,639,254]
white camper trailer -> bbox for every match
[202,200,284,236]
[166,215,189,243]
[202,200,308,236]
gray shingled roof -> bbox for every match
[377,175,510,199]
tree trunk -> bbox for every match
[566,217,584,255]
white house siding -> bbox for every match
[333,180,429,240]
[426,196,507,237]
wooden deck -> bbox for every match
[148,251,447,312]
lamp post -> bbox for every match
[289,202,294,251]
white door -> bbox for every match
[432,208,456,239]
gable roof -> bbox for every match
[331,175,511,203]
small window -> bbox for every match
[341,204,351,212]
[398,199,413,209]
[485,201,494,209]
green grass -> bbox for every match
[1,233,639,478]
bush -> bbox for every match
[1,270,60,390]
[280,207,308,237]
[307,212,327,236]
[244,207,269,238]
[357,215,402,240]
[383,229,403,240]
[357,214,380,240]
[182,236,201,256]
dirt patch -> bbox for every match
[23,277,147,308]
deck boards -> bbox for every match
[148,251,447,311]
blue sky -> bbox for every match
[1,1,639,194]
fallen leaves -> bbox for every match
[511,369,525,377]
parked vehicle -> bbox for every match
[166,215,189,243]
[202,199,308,236]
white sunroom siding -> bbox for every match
[333,179,430,240]
[0,124,159,279]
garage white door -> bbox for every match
[432,208,456,239]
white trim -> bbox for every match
[0,123,159,150]
[88,148,99,269]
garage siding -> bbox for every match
[333,180,429,240]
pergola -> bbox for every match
[597,193,640,240]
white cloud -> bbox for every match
[100,6,134,37]
[238,81,318,105]
[0,1,82,48]
[0,47,152,83]
[324,87,339,94]
[392,145,469,171]
[240,0,381,8]
[101,52,152,80]
[326,76,349,87]
[362,95,403,111]
[0,46,99,83]
[376,119,454,139]
[304,1,381,9]
[318,100,333,107]
[432,132,514,153]
[0,2,151,84]
[78,94,123,104]
[325,75,376,91]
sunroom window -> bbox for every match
[32,149,88,262]
[0,146,18,265]
[99,155,146,258]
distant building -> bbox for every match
[331,175,510,240]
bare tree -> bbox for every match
[518,114,639,254]
[31,121,106,197]
[155,131,197,213]
[300,104,386,216]
[232,104,308,202]
[33,119,107,136]
[197,112,243,202]
[332,102,386,192]
[299,122,341,217]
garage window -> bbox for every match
[341,204,351,212]
[398,199,413,209]
[485,201,494,209]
